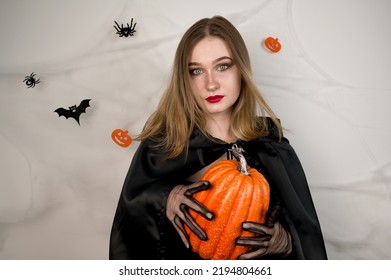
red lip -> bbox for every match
[206,95,224,103]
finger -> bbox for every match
[242,222,273,236]
[185,181,211,196]
[236,236,270,247]
[238,248,268,260]
[173,216,190,248]
[183,195,213,220]
[179,204,207,241]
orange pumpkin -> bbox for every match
[111,129,132,147]
[264,37,281,53]
[187,145,270,260]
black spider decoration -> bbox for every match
[23,72,40,88]
[114,18,137,37]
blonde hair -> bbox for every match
[136,16,282,158]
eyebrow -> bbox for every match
[189,56,233,67]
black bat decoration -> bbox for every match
[54,99,91,125]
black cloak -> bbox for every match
[109,119,328,260]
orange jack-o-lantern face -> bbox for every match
[264,37,281,53]
[111,129,132,147]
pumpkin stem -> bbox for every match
[229,144,250,175]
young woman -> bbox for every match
[109,16,327,260]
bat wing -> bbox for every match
[54,99,91,125]
[72,99,91,125]
[54,107,72,119]
[76,99,91,115]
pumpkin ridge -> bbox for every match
[201,160,236,178]
[187,166,238,254]
[230,176,260,258]
[250,170,270,222]
[207,174,243,259]
[197,166,238,212]
[230,168,269,258]
[213,174,251,259]
[190,162,237,214]
[196,170,240,259]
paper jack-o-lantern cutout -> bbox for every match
[111,129,132,148]
[264,37,281,53]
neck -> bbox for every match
[205,114,237,143]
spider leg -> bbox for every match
[129,18,136,30]
[129,19,136,36]
[114,21,121,32]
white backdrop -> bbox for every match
[0,0,390,260]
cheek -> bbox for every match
[190,79,205,100]
[235,77,242,93]
[227,75,241,97]
[193,92,204,108]
[191,77,204,92]
[227,66,241,89]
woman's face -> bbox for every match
[189,36,241,118]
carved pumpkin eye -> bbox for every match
[264,37,281,53]
[111,129,132,147]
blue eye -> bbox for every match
[218,64,229,71]
[190,69,203,75]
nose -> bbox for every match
[206,72,220,91]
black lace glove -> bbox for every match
[236,206,292,259]
[166,181,214,248]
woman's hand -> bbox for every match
[166,181,214,248]
[236,206,292,259]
